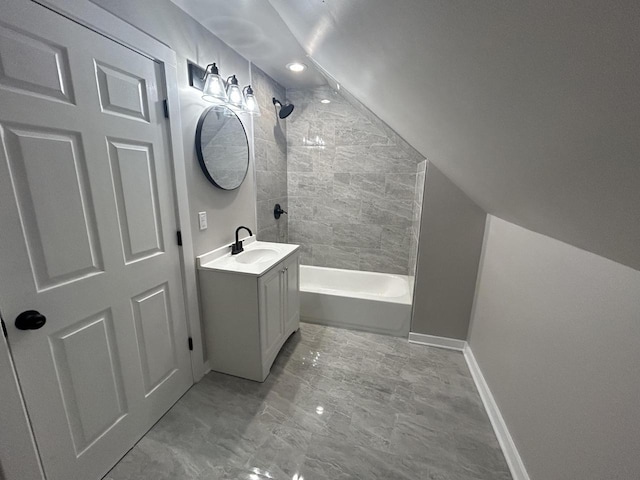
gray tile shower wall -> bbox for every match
[286,86,426,275]
[251,65,288,243]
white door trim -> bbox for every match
[0,1,205,478]
[0,331,45,480]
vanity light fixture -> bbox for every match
[286,62,306,72]
[243,85,261,116]
[201,63,229,104]
[193,62,259,114]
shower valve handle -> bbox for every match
[274,204,288,219]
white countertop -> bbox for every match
[197,236,299,276]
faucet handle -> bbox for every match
[231,240,244,255]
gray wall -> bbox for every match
[468,216,640,480]
[286,85,425,274]
[251,65,288,243]
[411,165,486,339]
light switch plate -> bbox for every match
[198,211,207,231]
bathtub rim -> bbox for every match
[299,264,414,305]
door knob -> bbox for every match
[15,310,47,330]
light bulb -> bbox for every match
[243,85,261,116]
[226,75,245,109]
[286,62,306,72]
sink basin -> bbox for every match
[234,248,279,264]
[198,240,299,276]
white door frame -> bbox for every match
[0,1,206,478]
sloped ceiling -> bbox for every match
[266,0,640,270]
[169,0,326,88]
[171,0,639,270]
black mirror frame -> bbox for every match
[195,106,250,191]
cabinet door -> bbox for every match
[284,253,300,333]
[258,264,285,362]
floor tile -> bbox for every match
[106,323,511,480]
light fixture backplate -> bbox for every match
[188,62,207,90]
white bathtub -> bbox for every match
[299,265,413,337]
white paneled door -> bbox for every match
[0,2,193,479]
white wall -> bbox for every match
[89,0,261,363]
[90,0,257,255]
[468,216,640,480]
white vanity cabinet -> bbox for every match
[197,240,300,382]
[260,253,300,369]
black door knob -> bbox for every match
[15,310,47,330]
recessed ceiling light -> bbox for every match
[286,62,306,72]
[320,99,331,104]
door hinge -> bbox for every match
[163,99,169,118]
[177,230,182,246]
[188,337,193,351]
[1,318,7,338]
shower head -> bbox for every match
[279,103,295,119]
[272,97,295,119]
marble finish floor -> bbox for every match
[106,323,511,480]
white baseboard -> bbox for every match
[408,332,466,351]
[463,345,531,480]
[409,334,530,480]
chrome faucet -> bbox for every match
[231,226,252,255]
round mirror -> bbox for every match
[195,106,249,190]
